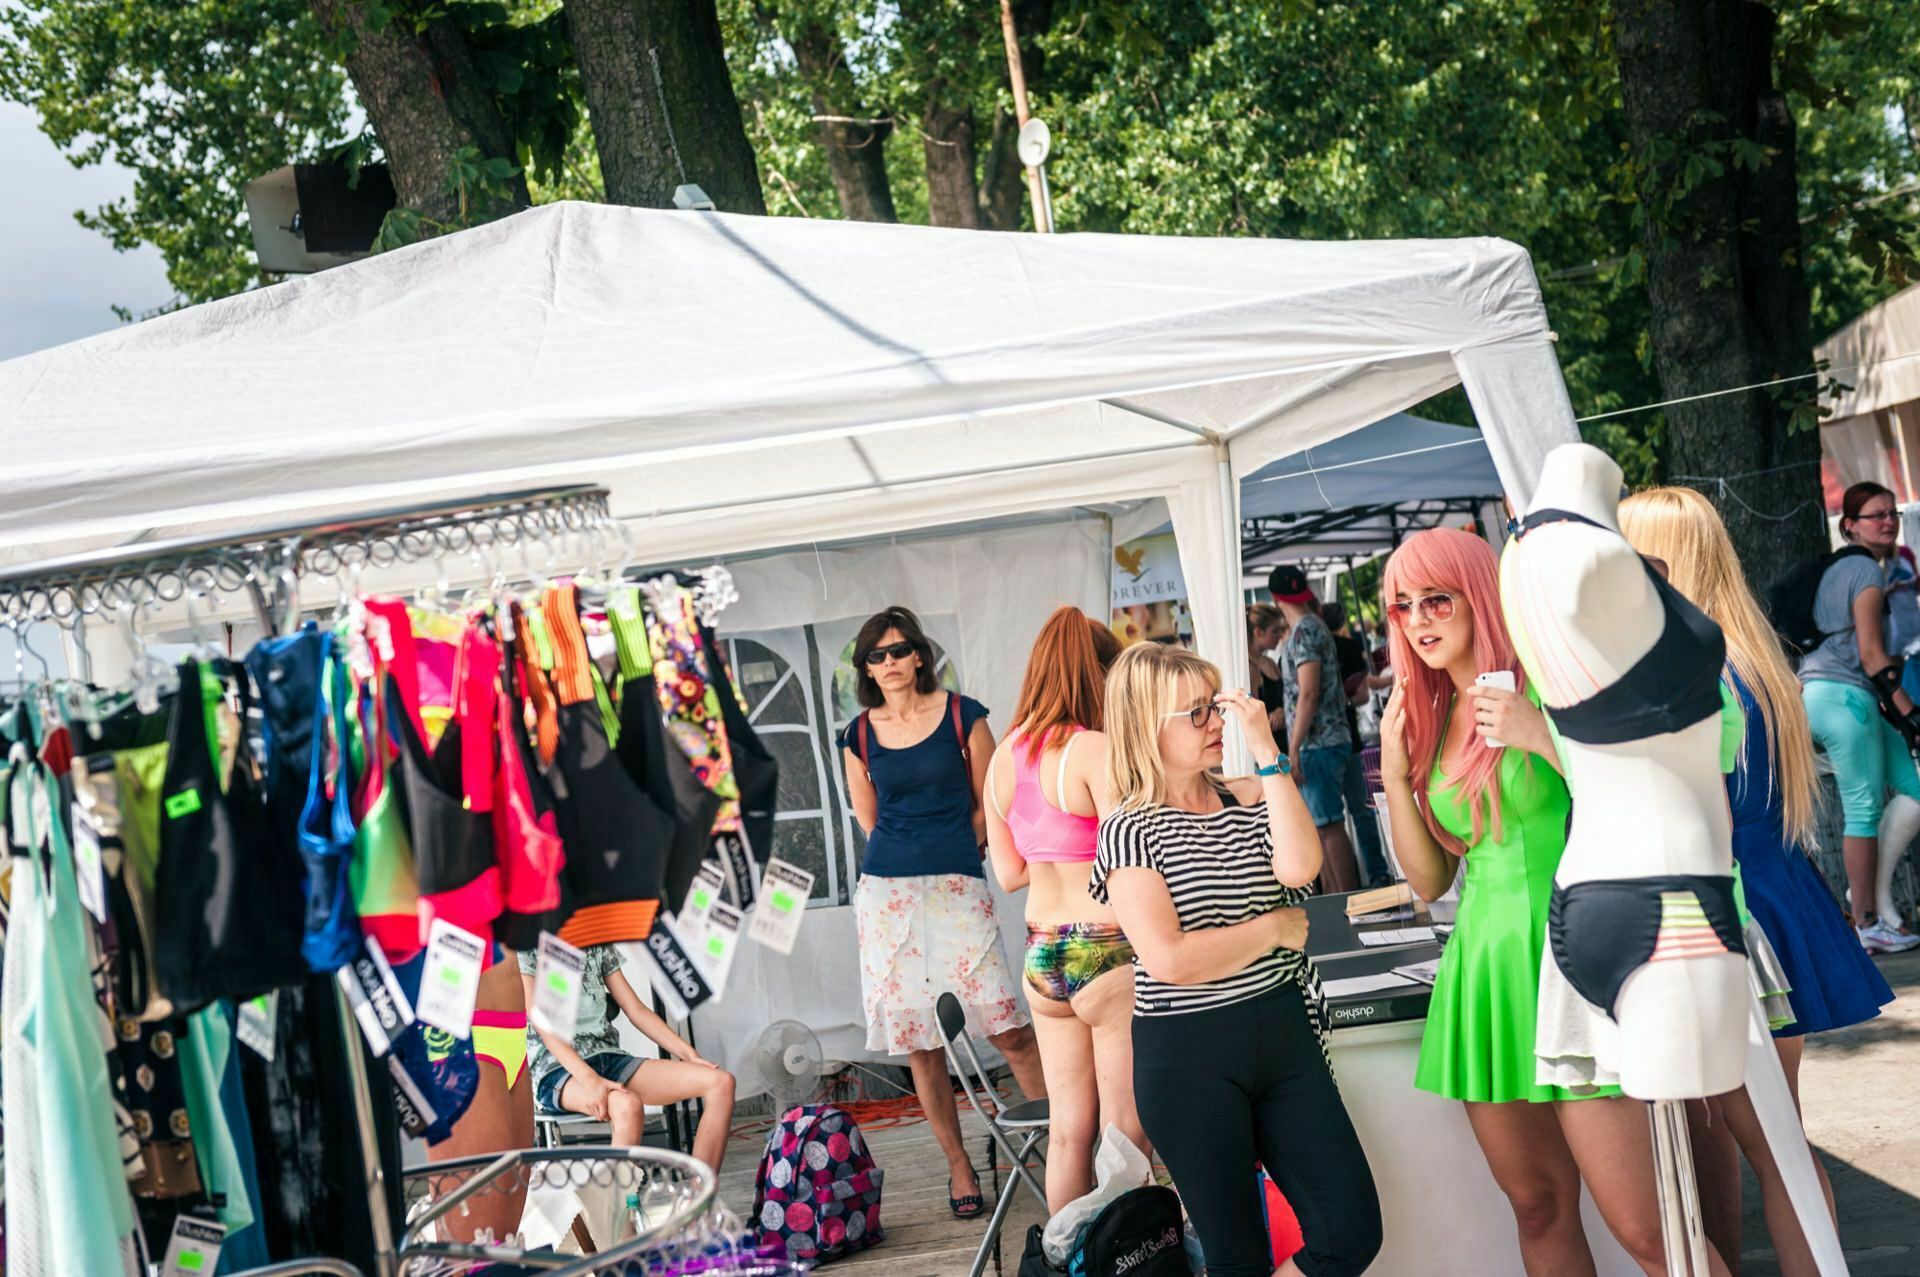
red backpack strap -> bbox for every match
[855,711,871,777]
[950,694,978,814]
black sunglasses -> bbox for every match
[863,641,918,666]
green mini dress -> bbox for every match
[1413,718,1619,1104]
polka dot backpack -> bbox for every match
[751,1103,885,1265]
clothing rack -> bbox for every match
[0,485,614,630]
[0,485,733,1277]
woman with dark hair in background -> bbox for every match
[1797,481,1920,953]
[839,605,1044,1221]
[984,607,1140,1212]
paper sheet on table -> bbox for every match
[1347,906,1417,925]
[1392,959,1442,985]
[1356,926,1437,947]
[1322,972,1419,998]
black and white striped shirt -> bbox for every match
[1089,795,1328,1047]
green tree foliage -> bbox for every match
[0,0,351,308]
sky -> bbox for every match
[0,99,173,362]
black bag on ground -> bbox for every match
[1068,1186,1191,1277]
[1766,545,1875,663]
[1020,1224,1065,1277]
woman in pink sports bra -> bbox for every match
[984,607,1147,1213]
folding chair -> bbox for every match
[936,992,1050,1277]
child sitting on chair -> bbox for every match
[519,943,737,1171]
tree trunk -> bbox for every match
[922,86,980,228]
[790,24,895,222]
[563,0,765,213]
[310,0,529,223]
[1611,0,1827,581]
[977,108,1023,230]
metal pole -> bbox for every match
[997,0,1050,231]
[335,981,399,1277]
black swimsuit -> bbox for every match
[1516,508,1746,1019]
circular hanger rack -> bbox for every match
[0,486,616,631]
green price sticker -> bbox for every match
[438,965,462,987]
[692,889,712,909]
[771,890,796,913]
[179,1250,207,1272]
[164,789,203,819]
[546,973,572,994]
[707,936,726,957]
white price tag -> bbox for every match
[70,802,108,924]
[695,901,743,996]
[530,931,587,1039]
[161,1216,225,1277]
[415,918,486,1039]
[337,937,414,1056]
[237,992,278,1062]
[678,861,726,938]
[746,859,814,955]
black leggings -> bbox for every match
[1133,984,1381,1277]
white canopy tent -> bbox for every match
[2,200,1577,691]
[1815,281,1920,508]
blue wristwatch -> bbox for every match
[1254,755,1292,777]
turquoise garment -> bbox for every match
[180,1004,258,1241]
[2,756,142,1275]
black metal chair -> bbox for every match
[936,992,1050,1277]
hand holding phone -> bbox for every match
[1473,670,1517,748]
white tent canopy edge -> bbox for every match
[0,201,1579,693]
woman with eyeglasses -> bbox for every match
[1797,481,1920,953]
[839,606,1043,1221]
[1092,642,1380,1277]
[1379,528,1665,1274]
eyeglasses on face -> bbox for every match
[1386,592,1458,627]
[863,641,918,667]
[1856,508,1899,524]
[864,637,913,668]
[1161,701,1223,729]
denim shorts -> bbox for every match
[533,1050,644,1116]
[1297,745,1352,828]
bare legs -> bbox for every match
[910,1046,981,1201]
[1687,1099,1743,1276]
[1029,968,1143,1213]
[1718,1037,1838,1277]
[1843,834,1880,928]
[1317,822,1361,896]
[1464,1101,1597,1276]
[556,1057,738,1173]
[1558,1097,1733,1277]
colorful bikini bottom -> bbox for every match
[1023,922,1135,1003]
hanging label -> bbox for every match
[414,918,486,1039]
[530,931,587,1040]
[237,992,279,1062]
[386,1054,439,1138]
[714,830,759,911]
[679,861,726,939]
[337,937,414,1056]
[69,802,108,924]
[161,1215,226,1277]
[747,859,815,955]
[164,788,202,820]
[636,919,715,1021]
[695,901,744,998]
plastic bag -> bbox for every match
[1041,1125,1154,1265]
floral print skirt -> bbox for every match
[853,873,1028,1055]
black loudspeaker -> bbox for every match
[244,162,398,273]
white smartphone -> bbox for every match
[1474,669,1517,748]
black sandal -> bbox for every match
[948,1175,986,1221]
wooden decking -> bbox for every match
[718,1106,1047,1277]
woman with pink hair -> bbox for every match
[1380,528,1664,1273]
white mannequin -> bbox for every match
[1503,444,1748,1100]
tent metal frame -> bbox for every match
[1241,495,1491,563]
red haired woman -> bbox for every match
[1380,528,1680,1275]
[983,607,1140,1213]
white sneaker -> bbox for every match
[1857,920,1920,953]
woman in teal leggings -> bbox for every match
[1800,481,1920,954]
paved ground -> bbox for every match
[714,952,1918,1276]
[1743,948,1920,1275]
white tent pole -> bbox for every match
[1215,440,1253,773]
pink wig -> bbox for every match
[1380,527,1524,856]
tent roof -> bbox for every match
[0,201,1566,567]
[1817,282,1920,425]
